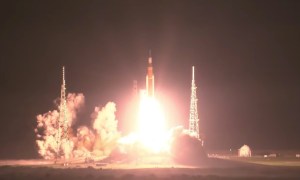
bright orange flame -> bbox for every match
[118,91,171,154]
[137,91,169,153]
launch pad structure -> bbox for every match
[188,66,201,143]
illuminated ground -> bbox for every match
[1,158,300,179]
[229,156,300,167]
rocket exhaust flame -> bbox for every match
[117,53,172,155]
[134,53,170,153]
[137,94,169,153]
[116,59,206,163]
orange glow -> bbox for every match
[137,91,169,153]
[118,91,171,154]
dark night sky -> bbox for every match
[0,0,299,159]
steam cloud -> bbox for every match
[35,93,120,161]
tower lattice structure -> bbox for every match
[56,66,69,160]
[60,66,69,140]
[188,66,200,140]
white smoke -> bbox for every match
[65,93,84,125]
[91,102,120,158]
[35,94,120,161]
[35,110,60,159]
[73,126,95,159]
[35,93,84,160]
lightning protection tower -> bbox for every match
[188,66,200,141]
[56,66,69,162]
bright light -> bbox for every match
[137,91,169,153]
[117,91,171,154]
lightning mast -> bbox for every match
[56,66,69,163]
[188,66,200,141]
[60,66,69,141]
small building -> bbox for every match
[238,145,251,157]
[268,153,277,158]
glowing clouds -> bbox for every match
[35,93,121,161]
[91,102,120,157]
[35,93,85,160]
[65,93,85,125]
[75,126,95,152]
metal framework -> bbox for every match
[56,66,69,162]
[188,66,200,140]
[60,66,68,141]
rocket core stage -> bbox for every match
[146,53,154,97]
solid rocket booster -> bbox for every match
[146,54,155,97]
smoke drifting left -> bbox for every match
[35,93,120,162]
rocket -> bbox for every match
[146,52,155,97]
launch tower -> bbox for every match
[188,66,200,141]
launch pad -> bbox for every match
[2,157,300,180]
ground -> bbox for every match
[1,157,300,179]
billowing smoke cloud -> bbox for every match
[65,93,85,124]
[91,102,120,157]
[35,110,60,159]
[73,102,120,160]
[35,93,120,161]
[35,93,84,159]
[73,126,95,159]
[112,125,207,165]
[169,126,207,165]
